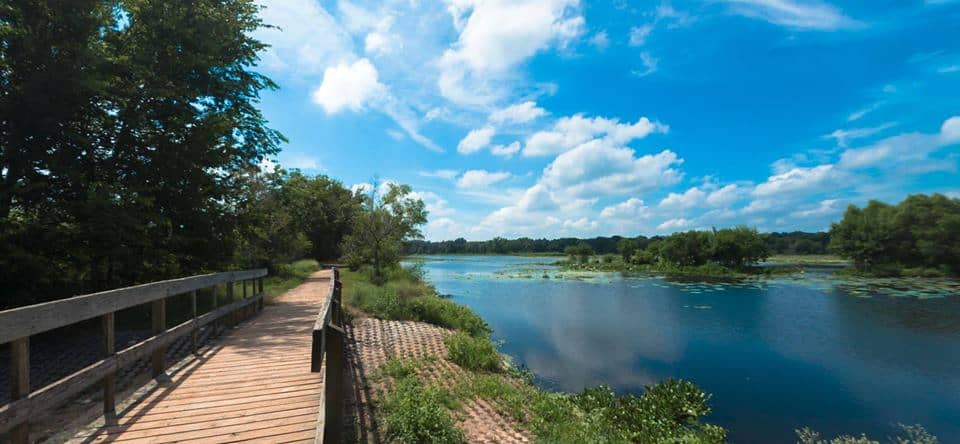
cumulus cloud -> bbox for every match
[706,184,744,207]
[724,0,859,31]
[657,218,692,231]
[457,126,497,154]
[312,59,387,114]
[457,170,511,188]
[254,0,353,76]
[589,30,610,49]
[600,198,651,219]
[659,187,706,210]
[524,114,668,157]
[838,116,960,169]
[541,143,684,197]
[439,0,584,104]
[753,164,837,197]
[824,122,897,148]
[790,199,843,218]
[563,217,598,231]
[628,25,653,46]
[490,142,521,158]
[489,101,548,124]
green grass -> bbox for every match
[444,332,501,372]
[381,375,465,444]
[262,259,320,302]
[341,266,491,337]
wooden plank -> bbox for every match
[0,295,261,434]
[0,269,267,344]
[102,313,117,423]
[10,337,29,444]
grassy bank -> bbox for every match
[342,265,728,443]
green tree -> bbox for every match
[344,183,428,284]
[659,231,713,267]
[280,171,362,260]
[829,200,899,272]
[564,242,594,263]
[617,239,638,263]
[711,226,769,268]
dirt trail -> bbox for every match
[343,316,532,443]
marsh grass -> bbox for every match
[341,266,491,337]
[444,332,501,372]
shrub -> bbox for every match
[445,332,501,372]
[382,377,465,444]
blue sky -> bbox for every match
[252,0,960,241]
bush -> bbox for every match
[445,332,501,372]
[382,377,465,444]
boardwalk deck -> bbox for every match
[68,271,332,444]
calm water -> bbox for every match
[411,255,960,443]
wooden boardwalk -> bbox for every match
[68,271,333,444]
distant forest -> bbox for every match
[405,231,830,256]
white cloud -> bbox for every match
[657,218,692,231]
[790,199,843,218]
[628,25,653,46]
[457,170,511,188]
[490,142,521,158]
[706,184,744,207]
[753,164,836,197]
[419,169,460,180]
[563,217,598,231]
[824,122,897,148]
[631,52,659,77]
[489,101,548,124]
[724,0,858,30]
[438,0,584,104]
[457,126,497,154]
[312,59,386,114]
[524,114,668,157]
[847,101,884,122]
[254,0,353,76]
[838,116,960,169]
[659,187,706,210]
[364,16,400,56]
[386,129,405,141]
[541,143,684,197]
[589,30,610,49]
[600,198,651,219]
[410,190,455,217]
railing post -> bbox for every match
[151,298,167,377]
[226,280,235,327]
[10,336,29,444]
[191,290,198,354]
[323,325,344,443]
[257,277,264,311]
[102,313,117,423]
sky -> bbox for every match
[251,0,960,241]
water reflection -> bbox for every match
[412,256,960,443]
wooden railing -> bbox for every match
[311,267,344,444]
[0,269,268,444]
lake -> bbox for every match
[410,255,960,443]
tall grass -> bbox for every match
[341,266,491,337]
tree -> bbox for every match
[829,200,899,272]
[659,231,713,267]
[617,239,638,263]
[343,183,428,284]
[280,171,362,260]
[564,242,594,263]
[711,226,769,268]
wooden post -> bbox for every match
[10,337,30,444]
[191,290,198,354]
[257,277,264,311]
[151,298,167,377]
[323,325,344,443]
[226,281,234,327]
[242,280,249,320]
[102,313,117,423]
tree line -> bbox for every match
[405,231,828,256]
[829,193,960,276]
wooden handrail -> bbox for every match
[0,269,266,344]
[0,269,267,443]
[312,267,344,444]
